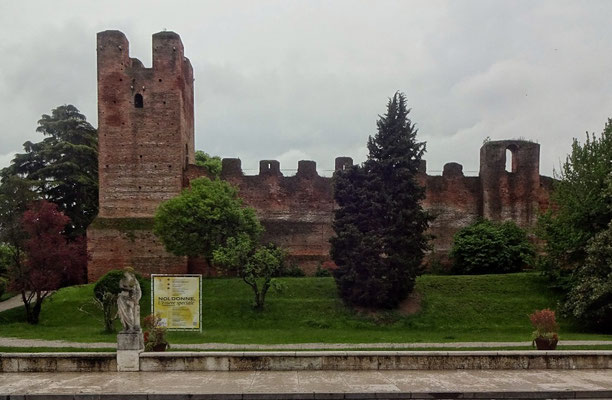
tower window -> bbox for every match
[185,144,189,168]
[506,145,518,173]
[134,94,143,108]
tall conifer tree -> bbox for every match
[1,105,98,237]
[331,92,430,308]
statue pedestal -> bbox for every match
[116,331,144,372]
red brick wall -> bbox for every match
[96,30,194,218]
[87,224,187,282]
[88,31,553,281]
[88,30,194,281]
[185,148,552,273]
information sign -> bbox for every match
[151,274,202,331]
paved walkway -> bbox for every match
[1,370,612,398]
[1,336,611,350]
[0,293,24,313]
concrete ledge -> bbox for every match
[3,391,612,399]
[2,350,611,372]
[0,352,116,372]
[139,350,612,371]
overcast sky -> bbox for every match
[1,0,611,177]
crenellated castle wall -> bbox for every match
[87,30,553,281]
[184,142,552,275]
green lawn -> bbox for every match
[0,273,610,344]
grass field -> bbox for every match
[0,273,610,344]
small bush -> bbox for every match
[529,308,559,339]
[277,263,305,277]
[315,264,332,277]
[143,314,169,351]
[426,250,451,275]
[93,269,147,332]
[450,219,534,275]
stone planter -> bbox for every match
[534,337,558,350]
[151,343,168,352]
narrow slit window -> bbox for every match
[505,146,518,173]
[134,94,143,108]
[185,144,189,168]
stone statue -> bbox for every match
[117,268,141,333]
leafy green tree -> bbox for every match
[330,92,431,309]
[195,150,222,177]
[0,244,14,278]
[1,105,98,237]
[155,177,285,309]
[537,121,612,287]
[562,221,612,331]
[450,219,534,275]
[154,177,262,266]
[213,235,284,310]
[0,176,38,283]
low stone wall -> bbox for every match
[2,351,611,372]
[140,351,612,371]
[0,352,116,372]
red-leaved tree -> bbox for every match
[10,201,87,324]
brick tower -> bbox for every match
[479,140,541,227]
[87,30,194,281]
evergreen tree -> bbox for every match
[330,92,430,308]
[1,105,98,237]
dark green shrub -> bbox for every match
[450,219,534,275]
[277,263,305,277]
[93,269,147,332]
[425,250,451,275]
[0,277,7,299]
[0,244,12,278]
[315,264,332,277]
[563,222,612,332]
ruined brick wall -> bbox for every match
[480,140,541,227]
[184,140,552,273]
[216,159,339,275]
[420,162,482,256]
[184,142,552,274]
[87,30,194,281]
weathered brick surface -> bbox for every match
[87,226,188,282]
[87,31,553,281]
[220,159,337,275]
[96,30,194,218]
[87,30,193,280]
[480,140,541,227]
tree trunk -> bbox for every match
[22,290,33,323]
[253,290,264,310]
[28,297,43,324]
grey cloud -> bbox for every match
[1,0,612,178]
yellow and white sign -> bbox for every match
[151,274,202,331]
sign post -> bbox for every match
[151,274,202,331]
